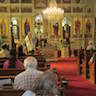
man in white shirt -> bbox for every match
[22,90,36,96]
[22,70,59,96]
[14,56,43,90]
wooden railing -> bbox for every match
[89,53,96,84]
[0,89,25,96]
[0,87,66,96]
[82,50,93,78]
[0,67,48,77]
[0,54,47,68]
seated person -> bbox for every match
[22,70,59,96]
[24,32,36,55]
[14,56,43,90]
[34,47,40,55]
[18,44,26,57]
[3,48,24,69]
[87,40,96,51]
[0,44,10,58]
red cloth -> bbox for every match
[50,58,96,96]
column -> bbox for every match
[19,17,22,42]
[48,20,51,39]
[8,17,12,48]
[58,19,62,39]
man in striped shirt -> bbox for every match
[14,56,43,90]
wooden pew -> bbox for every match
[0,89,24,96]
[89,53,96,84]
[0,87,65,96]
[0,55,47,68]
[82,50,93,78]
[0,68,48,83]
[71,49,85,75]
[0,67,48,76]
[0,68,24,76]
[0,68,65,96]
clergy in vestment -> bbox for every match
[24,32,35,54]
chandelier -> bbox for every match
[43,0,64,20]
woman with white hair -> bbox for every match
[14,56,43,90]
[22,70,59,96]
[87,40,96,50]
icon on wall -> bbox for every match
[75,19,80,35]
[73,17,82,38]
[85,18,92,38]
[24,19,30,36]
[0,19,6,36]
[86,19,91,33]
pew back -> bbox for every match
[0,89,24,96]
[0,68,24,76]
[89,53,96,84]
[0,55,47,68]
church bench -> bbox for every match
[0,68,48,76]
[69,49,85,75]
[89,54,96,84]
[0,68,24,76]
[89,62,96,84]
[0,55,47,68]
[82,59,87,78]
[0,87,65,96]
[0,89,24,96]
[0,76,15,79]
[0,68,48,81]
[82,50,95,79]
[0,70,66,96]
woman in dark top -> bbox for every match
[18,45,25,57]
[3,48,24,69]
[8,49,16,68]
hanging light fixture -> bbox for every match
[43,0,64,20]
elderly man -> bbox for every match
[87,40,96,50]
[22,70,59,96]
[14,56,43,90]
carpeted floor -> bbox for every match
[50,57,96,96]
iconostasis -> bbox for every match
[0,0,94,49]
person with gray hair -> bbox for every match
[87,40,96,50]
[14,56,43,90]
[22,70,59,96]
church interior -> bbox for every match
[0,0,96,96]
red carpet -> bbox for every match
[50,57,96,96]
